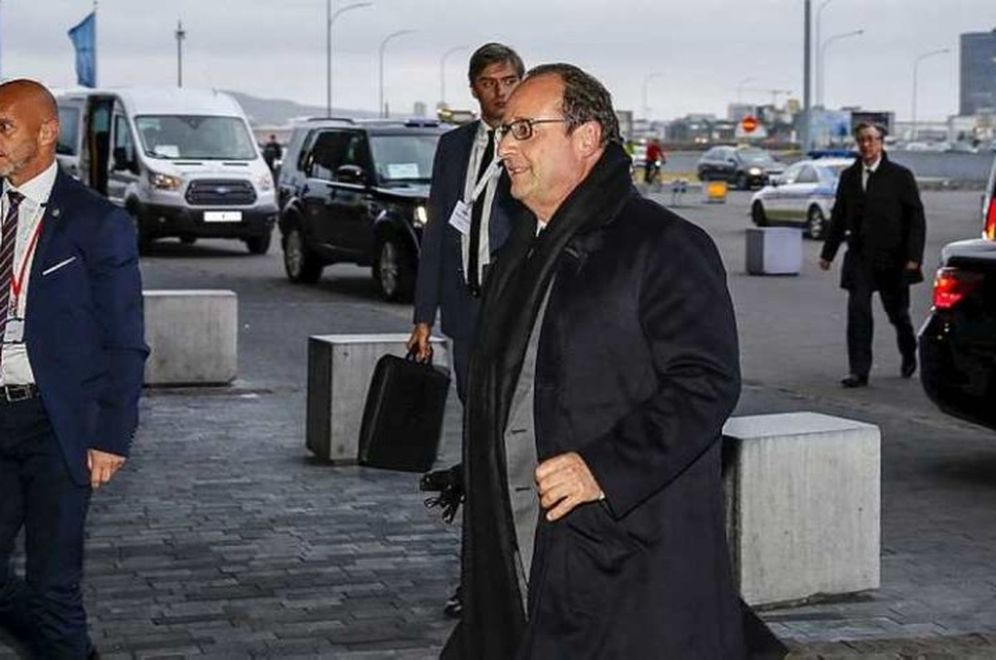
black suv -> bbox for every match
[696,145,784,189]
[918,153,996,430]
[277,118,445,301]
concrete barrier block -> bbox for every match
[143,290,237,386]
[723,412,880,606]
[306,334,451,463]
[746,227,802,275]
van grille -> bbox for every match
[185,179,256,206]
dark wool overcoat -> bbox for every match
[444,144,749,659]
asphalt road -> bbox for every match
[3,188,995,657]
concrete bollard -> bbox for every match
[745,226,802,275]
[722,412,881,606]
[306,334,451,463]
[143,290,237,386]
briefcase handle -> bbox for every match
[406,346,435,366]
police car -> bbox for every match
[748,157,852,239]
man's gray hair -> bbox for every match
[527,63,621,147]
[853,121,887,139]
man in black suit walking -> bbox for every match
[408,43,524,399]
[819,122,926,387]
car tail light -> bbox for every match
[932,267,982,310]
[985,196,996,240]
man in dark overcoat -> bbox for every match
[443,63,751,659]
[819,122,926,387]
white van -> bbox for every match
[55,86,277,254]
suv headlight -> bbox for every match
[414,205,428,227]
[148,170,183,191]
[256,172,274,192]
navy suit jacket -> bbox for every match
[413,121,518,343]
[21,170,148,486]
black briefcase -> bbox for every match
[357,351,450,472]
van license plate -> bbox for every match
[204,211,242,222]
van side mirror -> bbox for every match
[112,146,137,173]
[335,164,367,185]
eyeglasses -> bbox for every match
[497,118,568,142]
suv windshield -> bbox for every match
[369,134,438,184]
[739,149,776,164]
[135,115,257,160]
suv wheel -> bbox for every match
[806,206,827,240]
[245,232,272,255]
[751,201,768,227]
[374,234,415,302]
[283,226,322,283]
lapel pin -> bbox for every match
[51,208,61,218]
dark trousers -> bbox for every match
[0,397,91,659]
[451,336,472,405]
[846,269,917,378]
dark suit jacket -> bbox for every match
[412,121,516,343]
[22,170,148,486]
[820,152,926,289]
[521,194,745,657]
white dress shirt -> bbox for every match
[861,156,881,191]
[1,160,59,385]
[460,121,500,285]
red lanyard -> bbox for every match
[7,218,45,314]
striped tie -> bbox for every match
[0,191,25,368]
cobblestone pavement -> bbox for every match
[3,189,996,658]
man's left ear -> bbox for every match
[575,121,602,157]
[38,120,59,147]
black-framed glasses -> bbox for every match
[497,118,568,142]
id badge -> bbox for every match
[4,318,24,344]
[447,200,472,235]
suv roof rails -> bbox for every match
[356,118,440,128]
[303,116,356,123]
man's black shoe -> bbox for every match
[840,374,868,388]
[901,355,917,378]
[443,585,462,619]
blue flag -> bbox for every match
[67,12,96,88]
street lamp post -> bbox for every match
[736,76,756,104]
[814,0,835,107]
[175,20,185,87]
[439,45,468,109]
[642,72,665,120]
[912,48,949,142]
[326,0,373,118]
[819,29,864,109]
[379,29,416,118]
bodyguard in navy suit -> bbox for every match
[408,43,525,400]
[0,80,147,658]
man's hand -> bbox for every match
[87,449,126,490]
[407,323,433,362]
[819,258,831,271]
[905,260,920,271]
[535,452,603,522]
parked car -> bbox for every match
[748,157,852,239]
[918,152,996,430]
[277,118,444,301]
[696,146,784,190]
[55,86,278,254]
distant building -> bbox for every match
[960,29,996,116]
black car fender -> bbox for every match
[371,205,419,255]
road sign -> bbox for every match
[741,115,759,133]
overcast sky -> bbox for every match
[1,0,994,122]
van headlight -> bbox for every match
[414,205,428,227]
[148,170,183,191]
[256,172,274,192]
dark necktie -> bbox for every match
[467,130,494,297]
[0,191,25,369]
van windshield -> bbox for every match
[135,115,257,160]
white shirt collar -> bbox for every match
[3,159,58,206]
[863,156,881,173]
[476,119,498,146]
